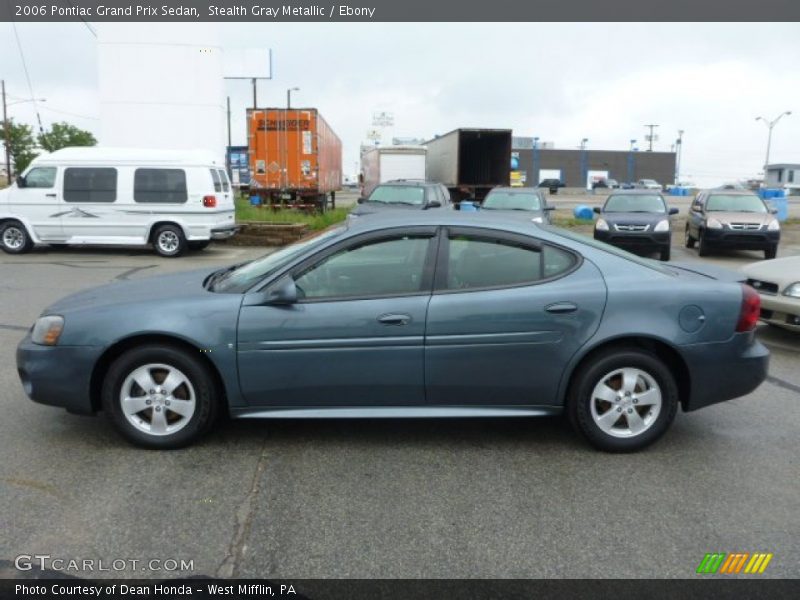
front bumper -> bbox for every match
[758,294,800,331]
[594,229,670,252]
[16,334,102,415]
[210,225,239,240]
[680,332,769,412]
[702,227,779,250]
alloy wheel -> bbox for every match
[589,367,662,438]
[119,363,196,436]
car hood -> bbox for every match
[601,212,668,225]
[706,211,773,226]
[44,267,216,315]
[740,256,800,285]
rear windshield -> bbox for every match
[706,194,766,213]
[604,194,665,213]
[210,169,222,193]
[483,191,541,211]
[368,185,426,205]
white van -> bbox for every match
[0,147,237,257]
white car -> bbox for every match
[0,147,237,257]
[741,256,800,332]
[636,179,662,190]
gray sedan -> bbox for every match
[16,213,768,452]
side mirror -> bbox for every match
[357,197,366,204]
[669,207,679,215]
[593,206,602,214]
[16,175,26,188]
[424,200,441,210]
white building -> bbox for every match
[765,163,800,195]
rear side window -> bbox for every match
[134,169,188,204]
[217,169,230,192]
[446,237,542,290]
[210,168,222,193]
[63,168,117,203]
[543,245,577,278]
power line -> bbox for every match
[37,105,99,121]
[10,21,44,134]
[67,0,97,37]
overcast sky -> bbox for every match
[1,22,798,185]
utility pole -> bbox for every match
[756,111,792,173]
[644,124,659,152]
[2,80,11,185]
[674,130,684,185]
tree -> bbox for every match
[38,121,97,153]
[3,119,38,175]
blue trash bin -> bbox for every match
[769,196,788,222]
[250,195,261,206]
[574,205,594,220]
[460,201,478,212]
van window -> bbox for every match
[217,169,230,193]
[63,168,117,203]
[210,169,222,193]
[23,167,57,188]
[134,169,188,204]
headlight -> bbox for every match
[767,219,780,231]
[654,219,670,232]
[31,315,64,346]
[595,219,609,231]
[531,216,544,224]
[706,217,723,229]
[784,282,800,298]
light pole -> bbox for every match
[756,111,791,173]
[579,138,588,189]
[532,136,540,187]
[675,130,684,185]
[287,87,299,109]
[644,124,659,152]
[627,139,637,183]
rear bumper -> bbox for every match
[702,228,779,249]
[680,332,769,412]
[210,225,239,240]
[16,334,101,415]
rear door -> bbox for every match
[425,227,607,406]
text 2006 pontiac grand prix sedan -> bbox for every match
[17,213,769,452]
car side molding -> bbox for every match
[232,406,564,419]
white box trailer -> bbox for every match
[360,146,427,197]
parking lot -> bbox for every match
[1,229,799,580]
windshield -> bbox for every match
[211,227,345,292]
[482,191,542,211]
[368,185,425,205]
[604,194,665,213]
[706,194,766,213]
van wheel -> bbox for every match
[0,221,34,254]
[153,225,187,258]
[188,241,211,252]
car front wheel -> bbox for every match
[102,345,218,449]
[0,221,34,254]
[568,348,679,452]
[764,244,777,260]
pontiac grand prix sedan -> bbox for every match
[17,213,769,452]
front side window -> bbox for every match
[295,236,432,300]
[446,236,542,290]
[23,167,57,188]
[63,168,117,203]
[134,169,188,203]
[210,168,222,193]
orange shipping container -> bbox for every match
[247,108,342,207]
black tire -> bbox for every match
[697,232,710,257]
[188,240,211,252]
[102,344,219,449]
[764,244,777,260]
[659,247,671,262]
[152,224,187,258]
[685,225,696,249]
[0,221,34,254]
[568,347,679,452]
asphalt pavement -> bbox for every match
[0,238,798,580]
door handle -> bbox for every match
[377,313,411,326]
[45,193,57,198]
[545,302,578,314]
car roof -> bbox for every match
[345,208,551,236]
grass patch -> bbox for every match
[552,215,595,229]
[235,198,349,231]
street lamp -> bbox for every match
[675,130,684,185]
[755,111,791,172]
[579,138,589,189]
[287,87,300,109]
[532,136,540,187]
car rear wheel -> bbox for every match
[764,244,777,260]
[102,345,218,449]
[568,348,678,452]
[684,225,696,248]
[0,221,34,254]
[153,225,187,258]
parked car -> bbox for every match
[17,212,768,452]
[349,180,450,219]
[620,182,636,190]
[593,191,679,261]
[538,179,565,194]
[592,178,619,190]
[685,191,780,259]
[0,147,236,257]
[635,179,662,190]
[741,256,800,332]
[481,187,555,223]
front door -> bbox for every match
[425,228,607,406]
[6,166,63,240]
[237,228,438,407]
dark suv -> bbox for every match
[349,180,450,219]
[686,191,780,259]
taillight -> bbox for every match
[203,195,217,208]
[736,284,761,332]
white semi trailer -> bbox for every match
[360,145,427,198]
